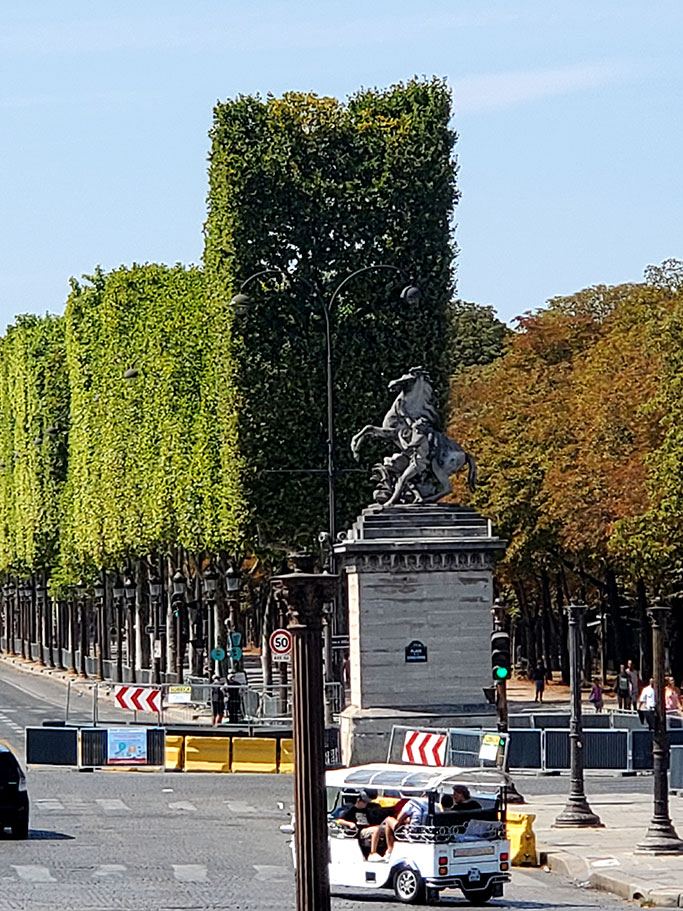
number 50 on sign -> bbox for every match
[270,628,292,662]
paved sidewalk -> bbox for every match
[507,674,621,713]
[527,786,683,906]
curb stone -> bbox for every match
[544,847,683,907]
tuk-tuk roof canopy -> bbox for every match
[325,763,508,793]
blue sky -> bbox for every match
[1,1,681,329]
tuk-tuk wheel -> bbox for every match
[461,883,494,905]
[393,866,425,904]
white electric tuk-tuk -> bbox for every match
[282,762,511,905]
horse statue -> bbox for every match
[351,366,477,507]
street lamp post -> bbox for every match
[123,576,136,683]
[94,572,106,682]
[148,570,163,685]
[3,581,16,656]
[271,554,337,911]
[113,575,125,683]
[172,570,186,684]
[636,604,683,854]
[202,565,219,678]
[18,580,29,660]
[36,576,45,667]
[554,603,603,828]
[225,564,242,673]
[76,579,88,678]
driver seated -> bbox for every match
[450,785,482,812]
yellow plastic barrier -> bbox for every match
[232,737,277,773]
[279,739,294,774]
[507,811,538,866]
[165,735,185,771]
[184,735,230,773]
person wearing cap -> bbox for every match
[337,790,384,836]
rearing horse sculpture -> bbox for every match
[351,366,477,507]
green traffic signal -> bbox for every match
[494,666,510,680]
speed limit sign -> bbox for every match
[270,628,292,662]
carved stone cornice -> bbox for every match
[341,548,498,574]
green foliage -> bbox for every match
[0,314,69,573]
[447,300,508,371]
[204,79,458,545]
[59,263,245,578]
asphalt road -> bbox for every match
[0,661,638,911]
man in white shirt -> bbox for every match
[638,677,656,731]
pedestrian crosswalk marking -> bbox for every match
[168,800,197,812]
[225,800,258,814]
[95,798,130,811]
[253,864,290,882]
[12,865,56,882]
[93,864,127,877]
[35,799,64,811]
[173,864,207,882]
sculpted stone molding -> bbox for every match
[342,550,496,573]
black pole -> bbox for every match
[79,596,88,678]
[152,595,161,685]
[56,599,64,669]
[636,604,683,853]
[271,555,336,911]
[68,598,77,675]
[554,603,602,827]
[116,598,123,683]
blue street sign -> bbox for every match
[210,647,226,662]
[229,646,243,661]
[230,632,242,647]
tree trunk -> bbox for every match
[636,578,652,680]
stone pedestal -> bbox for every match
[334,505,504,765]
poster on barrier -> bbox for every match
[167,685,192,705]
[107,728,148,765]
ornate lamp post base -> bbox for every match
[553,798,603,828]
[635,823,683,854]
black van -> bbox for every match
[0,744,29,838]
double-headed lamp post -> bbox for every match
[636,603,683,854]
[123,576,136,683]
[554,603,602,828]
[231,266,421,556]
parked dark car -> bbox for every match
[0,744,29,838]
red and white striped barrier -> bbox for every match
[402,730,447,766]
[114,686,161,713]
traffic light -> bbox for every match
[491,630,511,682]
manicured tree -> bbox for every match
[59,264,240,578]
[204,79,458,546]
[0,314,69,575]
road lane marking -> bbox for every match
[35,799,65,811]
[253,864,290,882]
[168,801,197,812]
[173,864,207,882]
[95,799,130,811]
[93,864,127,877]
[224,800,258,814]
[12,865,56,882]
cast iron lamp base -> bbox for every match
[635,820,683,854]
[553,797,603,828]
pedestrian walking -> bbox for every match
[210,675,225,726]
[638,677,656,730]
[626,659,641,709]
[533,660,546,703]
[665,677,683,714]
[616,664,632,710]
[588,678,604,712]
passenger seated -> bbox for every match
[336,789,384,856]
[451,785,482,813]
[366,798,408,861]
[368,794,428,862]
